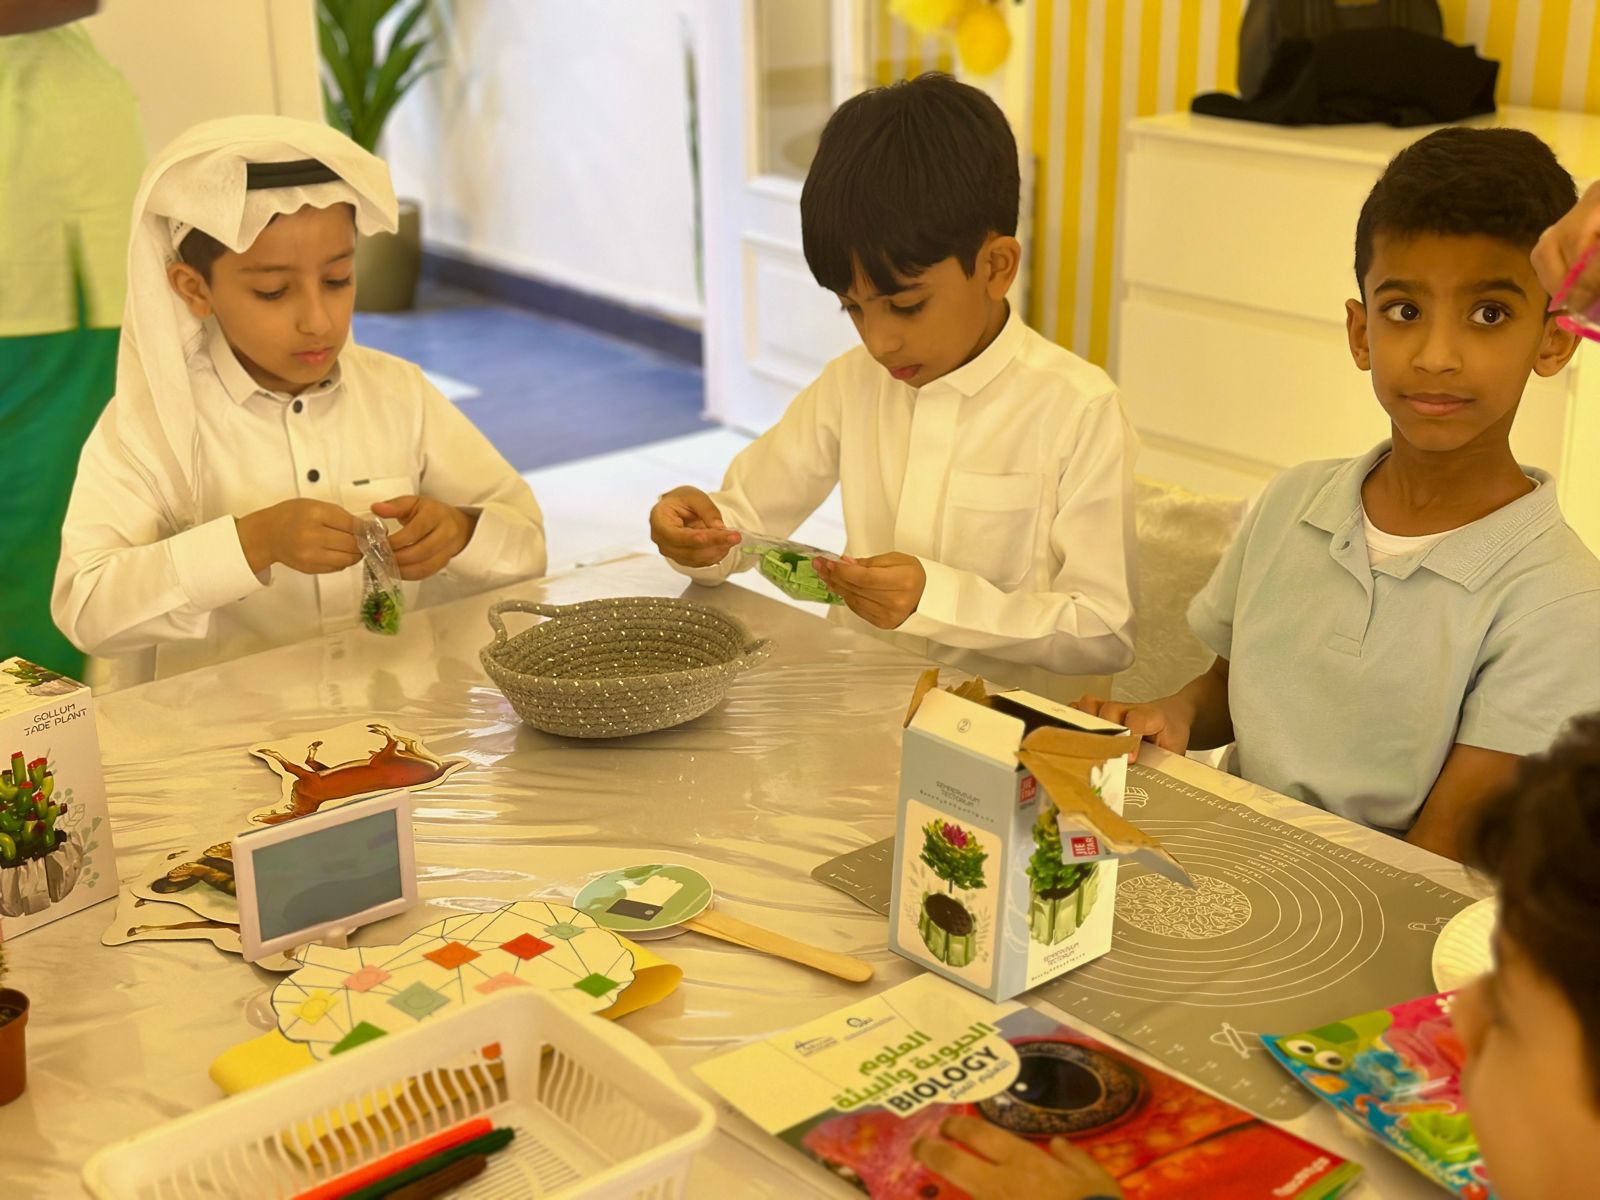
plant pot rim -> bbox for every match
[0,987,29,1024]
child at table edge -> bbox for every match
[51,117,545,687]
[1079,127,1600,862]
[648,73,1138,692]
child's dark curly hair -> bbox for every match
[1467,712,1600,1104]
[1354,127,1576,297]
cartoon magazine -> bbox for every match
[1264,991,1493,1200]
[697,974,1359,1199]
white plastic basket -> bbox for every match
[83,991,716,1199]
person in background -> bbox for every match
[1534,178,1600,319]
[0,0,143,677]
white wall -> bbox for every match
[82,0,320,156]
[382,0,703,322]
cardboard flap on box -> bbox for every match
[906,670,1192,888]
[1017,729,1192,887]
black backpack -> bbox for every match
[1238,0,1444,100]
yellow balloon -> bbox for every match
[956,3,1012,75]
[891,0,965,38]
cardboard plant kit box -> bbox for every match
[889,671,1189,1001]
[0,658,116,937]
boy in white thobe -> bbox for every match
[53,117,546,687]
[649,75,1136,699]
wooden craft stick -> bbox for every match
[383,1153,487,1199]
[292,1117,492,1200]
[345,1128,514,1200]
[687,908,873,983]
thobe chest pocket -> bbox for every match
[340,475,415,523]
[939,470,1042,588]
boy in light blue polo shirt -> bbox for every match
[1079,128,1600,862]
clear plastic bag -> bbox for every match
[730,530,845,606]
[357,516,404,635]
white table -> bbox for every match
[3,555,1483,1196]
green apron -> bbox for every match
[0,25,141,678]
[0,283,118,677]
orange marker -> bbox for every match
[292,1117,494,1200]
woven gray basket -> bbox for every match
[479,597,773,738]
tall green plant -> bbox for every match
[318,0,438,152]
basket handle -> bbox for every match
[485,598,568,645]
[728,637,775,674]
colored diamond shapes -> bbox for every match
[474,973,531,996]
[423,940,480,970]
[387,981,451,1020]
[344,965,391,993]
[543,922,586,942]
[331,1021,387,1055]
[501,932,554,960]
[573,973,619,998]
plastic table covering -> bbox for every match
[2,554,1486,1197]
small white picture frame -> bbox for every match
[234,790,418,963]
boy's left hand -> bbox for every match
[814,553,926,629]
[372,495,479,580]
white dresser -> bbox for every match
[1113,107,1600,550]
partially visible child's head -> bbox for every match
[1345,128,1579,455]
[802,72,1020,388]
[167,171,358,397]
[1451,714,1600,1200]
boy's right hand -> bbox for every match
[236,499,361,576]
[649,486,741,568]
[1072,694,1193,763]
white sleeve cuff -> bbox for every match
[169,516,269,613]
[671,544,744,586]
[448,507,506,582]
[898,557,961,637]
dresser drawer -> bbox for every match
[1123,136,1379,325]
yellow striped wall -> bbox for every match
[875,1,1600,365]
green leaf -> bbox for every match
[365,40,427,144]
[318,15,361,116]
[387,0,431,55]
[320,80,348,137]
[317,0,435,148]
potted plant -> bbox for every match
[918,819,988,967]
[1026,804,1099,945]
[0,941,27,1106]
[318,0,439,311]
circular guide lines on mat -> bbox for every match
[1070,817,1386,1007]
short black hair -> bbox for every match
[177,228,231,283]
[801,72,1019,296]
[177,198,358,283]
[1354,127,1575,296]
[1467,713,1600,1106]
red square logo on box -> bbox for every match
[1070,836,1100,858]
[1019,775,1037,805]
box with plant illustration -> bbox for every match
[0,658,116,938]
[889,671,1191,1002]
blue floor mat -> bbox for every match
[353,285,712,473]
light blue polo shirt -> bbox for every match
[1189,442,1600,832]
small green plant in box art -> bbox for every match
[918,819,987,968]
[0,753,64,866]
[1025,805,1100,945]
